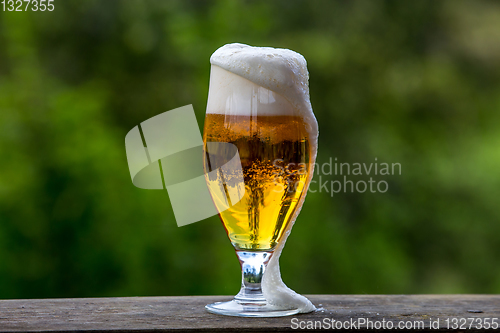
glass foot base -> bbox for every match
[205,299,300,317]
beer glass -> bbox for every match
[203,60,316,317]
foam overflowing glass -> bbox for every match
[202,44,318,317]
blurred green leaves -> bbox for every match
[0,0,499,299]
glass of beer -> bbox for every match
[203,44,317,317]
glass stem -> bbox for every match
[234,250,273,303]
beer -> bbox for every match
[203,113,312,250]
[204,43,317,317]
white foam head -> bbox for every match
[208,43,313,117]
[206,65,295,116]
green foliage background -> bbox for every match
[0,0,499,299]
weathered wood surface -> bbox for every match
[0,295,498,332]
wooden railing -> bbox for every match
[0,295,498,332]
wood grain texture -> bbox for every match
[0,295,498,332]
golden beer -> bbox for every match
[204,43,317,317]
[203,113,312,250]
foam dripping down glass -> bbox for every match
[203,44,318,317]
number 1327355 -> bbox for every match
[2,0,55,11]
